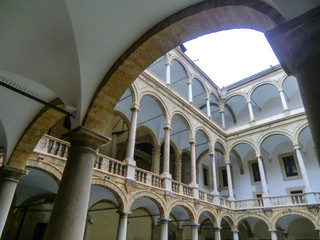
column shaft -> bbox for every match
[214,228,221,240]
[257,156,269,195]
[190,141,196,185]
[0,167,28,237]
[210,152,218,194]
[279,89,289,110]
[295,147,312,192]
[160,219,169,240]
[152,146,161,174]
[226,163,234,200]
[188,82,193,102]
[233,230,239,240]
[269,230,278,240]
[191,225,199,240]
[116,212,130,240]
[163,127,171,176]
[220,111,226,129]
[44,127,109,240]
[125,106,139,163]
[247,101,255,121]
[206,98,211,117]
[165,63,171,85]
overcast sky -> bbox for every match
[184,29,280,88]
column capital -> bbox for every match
[209,150,215,156]
[165,62,171,67]
[278,88,284,92]
[232,230,239,233]
[266,6,320,75]
[225,159,230,165]
[268,228,277,233]
[247,99,252,104]
[63,126,110,151]
[130,103,140,111]
[214,227,222,231]
[187,80,192,85]
[160,218,171,224]
[219,110,224,113]
[256,154,262,159]
[189,138,196,144]
[0,165,29,182]
[117,211,132,217]
[190,223,200,229]
[294,144,301,150]
[163,123,171,130]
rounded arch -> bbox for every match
[194,126,213,149]
[235,214,272,229]
[137,92,169,124]
[129,83,138,106]
[278,72,290,89]
[213,138,227,155]
[170,56,191,80]
[136,125,158,147]
[209,90,220,102]
[166,199,196,222]
[248,81,280,98]
[293,121,310,145]
[25,161,62,185]
[191,75,209,93]
[91,178,128,210]
[218,214,236,230]
[112,110,130,130]
[271,211,319,229]
[129,190,167,217]
[84,1,284,134]
[224,92,248,104]
[196,206,218,224]
[257,130,294,151]
[169,110,193,138]
[227,139,258,157]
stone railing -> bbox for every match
[135,167,164,189]
[269,194,307,207]
[234,198,264,209]
[171,180,193,197]
[95,154,127,177]
[34,134,70,159]
[33,135,318,211]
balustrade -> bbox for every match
[270,194,306,206]
[35,135,70,159]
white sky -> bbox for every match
[184,29,280,88]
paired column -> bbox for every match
[225,160,234,200]
[294,146,313,193]
[265,6,320,160]
[232,230,239,240]
[220,111,226,129]
[116,211,131,240]
[44,126,110,240]
[165,63,171,85]
[162,124,172,192]
[247,100,255,122]
[279,88,289,110]
[206,97,211,118]
[0,166,28,237]
[209,151,218,195]
[188,81,193,102]
[191,224,199,240]
[160,218,170,240]
[125,104,140,181]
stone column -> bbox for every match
[247,100,255,122]
[44,126,110,240]
[160,218,170,240]
[190,139,199,198]
[116,211,131,240]
[175,155,182,182]
[206,97,211,118]
[177,227,184,240]
[166,63,171,85]
[225,161,234,200]
[265,6,320,160]
[214,227,221,240]
[220,111,226,129]
[232,230,239,240]
[269,229,278,240]
[111,133,118,158]
[152,145,161,174]
[162,124,172,192]
[191,224,199,240]
[295,146,313,193]
[0,166,28,237]
[257,156,269,195]
[188,81,193,102]
[209,151,218,195]
[279,88,289,110]
[125,104,140,182]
